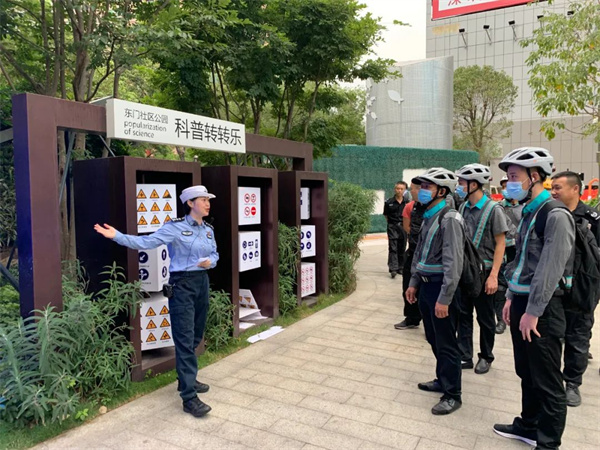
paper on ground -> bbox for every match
[239,306,262,319]
[247,326,284,344]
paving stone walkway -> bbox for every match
[36,238,600,450]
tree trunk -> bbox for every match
[57,131,69,261]
[302,82,320,141]
[215,64,230,121]
[275,85,288,137]
[283,89,298,140]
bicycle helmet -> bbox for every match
[498,147,554,175]
[456,164,492,185]
[412,168,458,193]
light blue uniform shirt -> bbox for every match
[113,215,219,273]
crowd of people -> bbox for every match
[383,147,600,450]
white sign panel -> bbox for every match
[300,187,311,220]
[106,99,246,154]
[136,184,176,233]
[239,231,261,272]
[140,293,174,351]
[432,0,531,20]
[300,225,316,258]
[238,187,261,225]
[139,245,170,293]
[301,262,316,297]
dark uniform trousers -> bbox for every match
[418,278,462,402]
[563,298,595,387]
[169,270,210,402]
[457,268,496,363]
[510,294,566,450]
[402,249,421,325]
[387,223,407,273]
[496,246,516,322]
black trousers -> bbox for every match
[402,249,421,325]
[457,270,496,363]
[563,298,595,386]
[510,294,566,450]
[418,280,462,402]
[387,225,406,273]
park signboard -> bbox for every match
[106,98,246,153]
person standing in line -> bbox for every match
[95,185,218,418]
[550,171,600,407]
[394,182,425,330]
[455,164,508,374]
[493,148,575,450]
[405,168,464,415]
[383,181,408,279]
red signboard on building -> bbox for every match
[432,0,536,20]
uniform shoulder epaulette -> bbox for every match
[204,221,214,230]
[171,217,185,223]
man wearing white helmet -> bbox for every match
[405,167,465,415]
[493,148,575,450]
[455,164,509,375]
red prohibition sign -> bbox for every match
[244,206,250,216]
[251,206,257,216]
[244,193,250,203]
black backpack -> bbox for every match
[438,207,485,298]
[535,200,600,312]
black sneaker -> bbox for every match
[417,379,443,393]
[390,272,397,279]
[493,423,536,446]
[495,321,506,334]
[177,379,210,394]
[394,320,419,330]
[566,382,582,407]
[474,358,491,375]
[461,360,474,370]
[183,397,211,418]
[431,396,461,415]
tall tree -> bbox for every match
[521,0,600,142]
[453,65,518,162]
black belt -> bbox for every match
[418,274,444,283]
[170,270,208,278]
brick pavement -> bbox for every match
[35,238,600,450]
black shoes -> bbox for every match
[474,358,491,375]
[177,379,210,394]
[431,396,461,415]
[183,397,211,418]
[417,379,443,393]
[394,319,419,330]
[493,423,536,446]
[495,320,506,334]
[566,382,582,407]
[461,360,474,370]
[390,272,397,279]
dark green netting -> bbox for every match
[314,146,479,232]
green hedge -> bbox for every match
[315,146,479,232]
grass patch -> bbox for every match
[0,292,346,449]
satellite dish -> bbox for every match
[387,90,404,104]
[370,112,377,120]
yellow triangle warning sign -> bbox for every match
[160,330,172,340]
[138,216,148,226]
[151,202,160,212]
[146,333,157,342]
[146,319,157,329]
[160,305,169,315]
[163,202,173,212]
[151,215,161,225]
[164,215,172,223]
[160,318,170,328]
[163,190,172,199]
[137,189,146,199]
[150,189,160,199]
[145,307,156,317]
[137,203,147,212]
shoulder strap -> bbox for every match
[458,201,467,215]
[473,198,496,249]
[534,199,568,237]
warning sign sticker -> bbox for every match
[150,189,160,199]
[160,318,170,328]
[160,305,169,315]
[137,203,147,212]
[146,333,157,342]
[164,202,172,212]
[151,202,161,212]
[164,215,172,223]
[137,184,177,233]
[138,216,148,226]
[151,215,161,225]
[146,320,157,329]
[163,190,172,198]
[137,189,147,199]
[145,307,156,317]
[160,331,172,340]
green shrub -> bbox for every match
[0,167,16,249]
[0,264,142,427]
[328,181,376,293]
[0,285,19,329]
[204,290,234,352]
[278,223,300,315]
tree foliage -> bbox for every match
[521,0,600,142]
[453,65,518,162]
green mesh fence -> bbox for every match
[314,146,479,232]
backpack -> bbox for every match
[439,206,486,298]
[535,200,600,312]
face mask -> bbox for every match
[418,188,434,205]
[506,180,530,201]
[455,185,467,199]
[501,189,511,200]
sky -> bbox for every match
[362,0,427,63]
